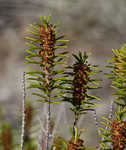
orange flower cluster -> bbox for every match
[67,138,84,150]
[1,128,12,150]
[39,24,56,64]
[110,120,126,150]
[73,63,90,106]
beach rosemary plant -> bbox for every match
[1,14,126,150]
[25,15,68,150]
[51,51,101,150]
[99,44,126,150]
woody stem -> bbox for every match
[45,95,51,150]
[73,110,79,137]
[45,65,51,150]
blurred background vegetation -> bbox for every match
[0,0,126,148]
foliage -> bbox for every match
[0,15,126,150]
[99,45,126,150]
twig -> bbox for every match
[20,72,26,150]
[98,100,114,150]
[93,109,100,149]
[93,109,99,135]
[108,100,113,120]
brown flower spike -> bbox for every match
[39,23,56,88]
[73,62,90,106]
[39,24,55,64]
[110,120,126,150]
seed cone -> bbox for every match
[67,138,84,150]
[110,120,126,150]
[73,62,90,106]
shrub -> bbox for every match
[0,15,126,150]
